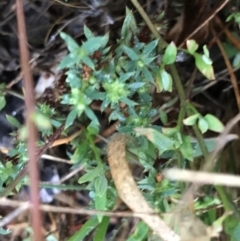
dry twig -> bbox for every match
[15,0,42,239]
[211,27,240,111]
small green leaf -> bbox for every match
[60,32,79,53]
[84,25,94,39]
[162,127,177,136]
[135,127,175,154]
[95,192,107,222]
[68,216,99,241]
[203,45,210,58]
[128,82,145,89]
[85,107,99,125]
[155,68,172,92]
[117,125,135,133]
[95,175,108,195]
[6,114,21,128]
[161,69,172,91]
[142,56,156,65]
[78,168,100,184]
[82,35,109,53]
[122,46,139,60]
[0,94,6,110]
[162,42,177,65]
[126,221,149,241]
[120,96,138,106]
[58,54,76,69]
[194,53,215,80]
[82,56,95,70]
[198,117,209,133]
[232,222,240,241]
[143,39,159,55]
[87,121,100,135]
[95,176,108,221]
[121,8,138,39]
[204,114,224,133]
[186,39,199,54]
[65,108,77,129]
[159,109,168,125]
[137,59,144,67]
[0,227,11,235]
[31,112,52,130]
[72,140,88,162]
[202,55,212,65]
[226,12,240,23]
[93,217,110,241]
[66,70,81,88]
[18,126,28,141]
[142,66,154,82]
[119,72,135,82]
[183,114,200,126]
[233,52,240,68]
[179,135,193,161]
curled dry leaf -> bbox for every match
[107,134,180,241]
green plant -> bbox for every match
[54,8,235,241]
[2,5,240,241]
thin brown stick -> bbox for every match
[6,72,23,89]
[208,22,230,48]
[52,0,87,9]
[0,202,29,227]
[0,198,168,222]
[94,121,119,143]
[211,28,240,111]
[41,154,74,164]
[214,16,240,51]
[51,128,82,147]
[60,165,84,183]
[178,0,230,47]
[15,0,42,239]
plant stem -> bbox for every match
[169,65,187,131]
[215,185,240,219]
[87,133,102,165]
[130,0,186,131]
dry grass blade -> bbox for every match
[211,27,240,111]
[0,202,29,227]
[214,16,240,51]
[164,168,240,187]
[0,198,181,221]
